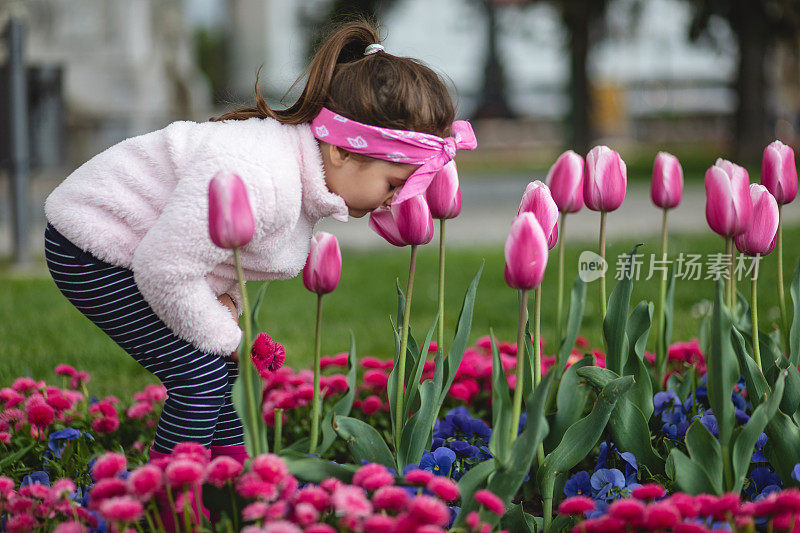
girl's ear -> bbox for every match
[328,144,352,168]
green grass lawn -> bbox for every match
[3,222,800,400]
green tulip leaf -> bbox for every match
[332,415,395,469]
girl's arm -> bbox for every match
[131,166,272,357]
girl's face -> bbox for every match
[319,142,419,218]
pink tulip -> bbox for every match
[368,195,434,247]
[705,158,752,237]
[426,161,462,219]
[583,146,627,212]
[734,184,778,256]
[504,212,549,290]
[517,181,559,249]
[302,232,341,295]
[651,152,684,209]
[545,150,584,213]
[208,171,255,249]
[761,140,798,205]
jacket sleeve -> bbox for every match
[131,164,271,356]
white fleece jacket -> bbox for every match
[44,117,348,356]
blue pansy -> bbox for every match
[449,440,479,459]
[564,471,592,498]
[47,428,82,460]
[585,499,609,519]
[518,413,527,435]
[792,463,800,483]
[420,447,456,476]
[752,433,768,463]
[654,391,681,419]
[698,410,719,437]
[447,506,460,529]
[745,467,781,499]
[21,471,50,487]
[591,468,626,501]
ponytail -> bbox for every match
[211,19,455,138]
[210,20,379,124]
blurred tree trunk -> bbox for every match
[730,1,770,162]
[561,2,591,154]
[472,0,516,120]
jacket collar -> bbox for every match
[295,123,349,223]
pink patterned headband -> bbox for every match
[310,107,477,205]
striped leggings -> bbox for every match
[44,222,244,453]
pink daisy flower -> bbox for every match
[53,521,88,533]
[92,452,127,480]
[251,333,286,378]
[205,456,243,488]
[127,465,162,497]
[295,485,330,512]
[474,489,505,516]
[293,501,319,526]
[557,495,595,515]
[251,453,288,484]
[261,521,302,533]
[426,476,459,502]
[54,364,77,377]
[408,495,450,526]
[332,485,372,518]
[165,459,204,488]
[236,472,278,500]
[99,496,143,523]
[353,463,394,491]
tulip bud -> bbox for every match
[368,195,434,247]
[761,140,798,205]
[302,232,342,294]
[504,212,549,290]
[545,150,584,213]
[208,172,255,249]
[426,161,462,219]
[734,184,778,256]
[583,146,627,212]
[651,152,684,209]
[518,180,559,249]
[705,158,752,237]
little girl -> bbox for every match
[43,21,475,465]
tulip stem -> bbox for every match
[752,272,763,371]
[599,211,607,321]
[274,408,283,455]
[534,286,542,387]
[234,248,260,456]
[555,213,566,346]
[732,248,738,318]
[777,207,790,353]
[395,245,418,455]
[310,294,323,455]
[655,208,669,387]
[437,219,446,357]
[510,289,530,447]
[724,237,733,310]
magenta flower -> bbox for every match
[331,485,372,518]
[53,521,88,533]
[99,496,143,523]
[208,171,255,249]
[236,472,278,500]
[761,140,798,205]
[608,498,646,522]
[165,459,204,489]
[643,501,681,529]
[517,180,559,249]
[558,495,595,515]
[12,377,40,393]
[734,184,779,256]
[651,151,684,209]
[54,364,77,377]
[242,501,270,521]
[363,370,389,391]
[296,485,330,512]
[89,478,127,508]
[69,371,90,390]
[474,489,505,516]
[368,194,434,246]
[302,232,342,295]
[426,476,459,502]
[293,502,319,526]
[583,145,627,212]
[172,441,211,465]
[504,212,549,290]
[205,456,243,488]
[251,333,286,378]
[426,161,462,219]
[372,486,410,512]
[251,454,289,485]
[631,483,666,500]
[404,469,433,485]
[92,452,127,480]
[25,395,55,428]
[705,158,752,237]
[546,150,584,213]
[363,514,397,530]
[127,464,162,497]
[408,495,450,526]
[352,463,394,491]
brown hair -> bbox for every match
[210,20,455,138]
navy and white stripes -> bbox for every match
[44,222,244,453]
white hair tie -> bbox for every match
[364,43,384,56]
